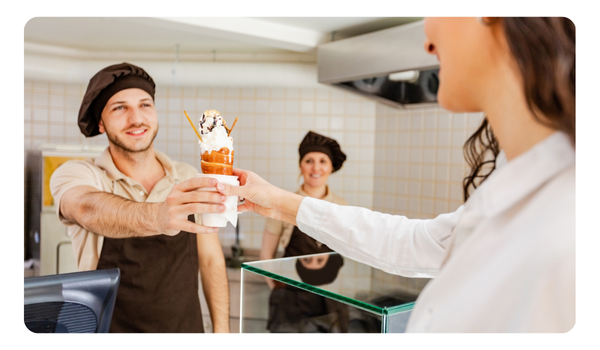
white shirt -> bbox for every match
[297,132,575,332]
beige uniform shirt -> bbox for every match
[263,185,347,250]
[50,147,198,271]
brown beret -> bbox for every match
[299,131,347,172]
[295,254,344,286]
[78,62,155,137]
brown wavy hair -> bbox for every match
[462,17,575,201]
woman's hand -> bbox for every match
[215,169,282,219]
[215,168,304,224]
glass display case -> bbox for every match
[240,252,433,333]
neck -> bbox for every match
[481,61,555,161]
[302,183,328,199]
[108,144,165,192]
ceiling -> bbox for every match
[24,17,422,56]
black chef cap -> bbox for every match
[298,131,347,172]
[295,254,344,286]
[78,62,156,137]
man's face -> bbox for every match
[98,88,158,153]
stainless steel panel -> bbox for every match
[317,20,439,84]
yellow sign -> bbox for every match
[43,156,86,207]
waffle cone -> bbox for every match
[201,148,234,175]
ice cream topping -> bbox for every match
[198,109,234,159]
[199,109,225,135]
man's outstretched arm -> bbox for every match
[59,177,227,238]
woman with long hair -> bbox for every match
[213,17,575,332]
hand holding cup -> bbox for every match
[157,176,227,235]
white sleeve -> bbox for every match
[296,197,465,277]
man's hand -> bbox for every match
[157,177,229,236]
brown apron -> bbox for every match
[283,226,334,258]
[267,226,348,332]
[96,214,204,333]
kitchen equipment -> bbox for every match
[317,20,440,108]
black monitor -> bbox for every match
[24,268,120,333]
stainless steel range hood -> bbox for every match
[317,20,440,108]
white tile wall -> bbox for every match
[372,104,484,219]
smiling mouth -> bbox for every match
[127,129,147,136]
[310,174,322,178]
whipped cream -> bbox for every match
[198,126,234,154]
[198,110,234,160]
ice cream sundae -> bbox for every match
[198,109,236,175]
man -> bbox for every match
[50,62,230,333]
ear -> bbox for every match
[98,119,106,134]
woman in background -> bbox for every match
[261,131,350,333]
[260,131,348,266]
[216,18,575,332]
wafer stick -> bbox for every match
[184,110,202,142]
[227,116,238,137]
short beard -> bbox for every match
[105,124,159,155]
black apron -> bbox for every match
[267,225,348,332]
[283,225,334,258]
[267,281,348,333]
[96,214,204,333]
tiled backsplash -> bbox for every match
[373,104,484,219]
[24,79,482,250]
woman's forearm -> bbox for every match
[296,198,450,276]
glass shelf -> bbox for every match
[240,252,433,333]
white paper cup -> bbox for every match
[196,174,240,227]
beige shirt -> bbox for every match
[49,147,198,272]
[264,185,347,250]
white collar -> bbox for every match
[469,132,574,218]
